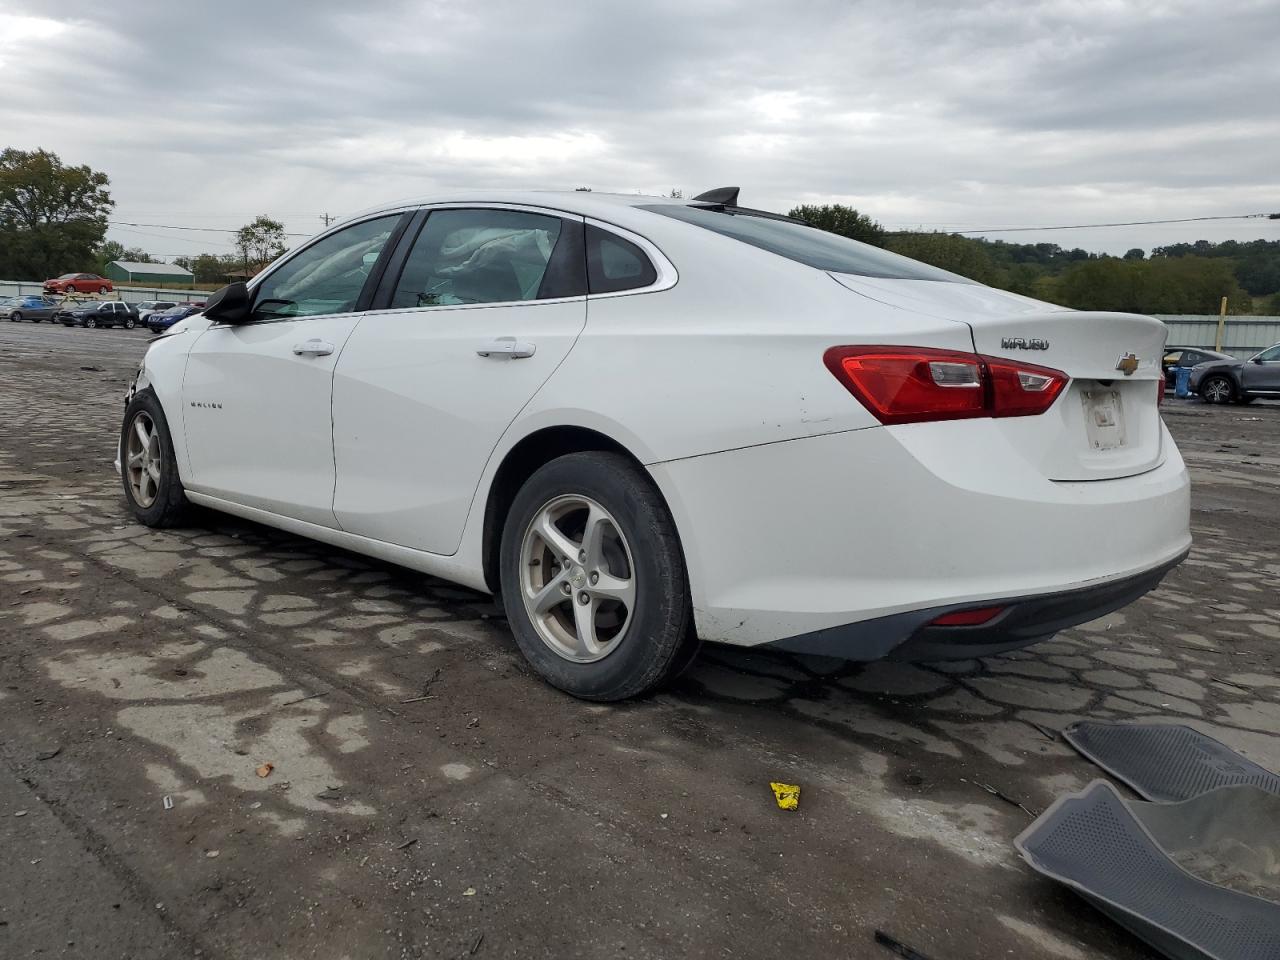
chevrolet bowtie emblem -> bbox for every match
[1115,353,1140,376]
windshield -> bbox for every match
[640,204,970,282]
[57,273,78,279]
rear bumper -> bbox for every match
[649,420,1191,659]
[770,548,1186,660]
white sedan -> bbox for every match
[118,188,1191,700]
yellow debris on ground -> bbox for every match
[770,781,800,811]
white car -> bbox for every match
[117,188,1191,700]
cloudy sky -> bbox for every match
[2,0,1277,259]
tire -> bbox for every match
[1201,375,1234,404]
[124,316,136,329]
[66,285,78,294]
[498,451,695,701]
[9,312,19,322]
[120,390,189,527]
[84,316,97,329]
[99,286,109,294]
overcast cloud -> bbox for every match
[1,0,1277,257]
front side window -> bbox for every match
[391,209,575,309]
[251,215,401,322]
[1255,345,1280,362]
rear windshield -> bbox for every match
[639,204,968,282]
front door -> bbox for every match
[1241,344,1280,393]
[331,207,587,554]
[181,214,405,526]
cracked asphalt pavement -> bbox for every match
[1,322,1278,960]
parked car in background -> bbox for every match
[1190,342,1280,403]
[136,301,178,323]
[1162,347,1234,389]
[145,304,203,333]
[0,294,60,322]
[44,273,113,295]
[57,300,140,329]
[115,189,1190,701]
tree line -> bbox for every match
[4,147,1277,314]
[789,204,1276,314]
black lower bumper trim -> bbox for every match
[767,549,1188,662]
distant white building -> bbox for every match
[105,261,195,285]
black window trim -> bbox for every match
[362,202,591,317]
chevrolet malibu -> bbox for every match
[117,189,1191,700]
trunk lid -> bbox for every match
[830,275,1169,481]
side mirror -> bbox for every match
[202,282,251,324]
[1251,356,1264,364]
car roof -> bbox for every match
[345,190,694,235]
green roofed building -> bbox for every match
[104,261,195,286]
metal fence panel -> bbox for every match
[0,279,216,304]
[1154,316,1280,358]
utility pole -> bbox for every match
[321,213,334,227]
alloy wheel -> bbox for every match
[125,412,162,507]
[519,494,636,663]
[1203,378,1231,403]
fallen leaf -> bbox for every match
[255,763,274,778]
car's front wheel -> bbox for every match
[1201,375,1234,404]
[83,317,97,328]
[499,452,697,701]
[120,391,189,527]
[9,311,20,322]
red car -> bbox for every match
[44,273,113,295]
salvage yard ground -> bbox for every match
[1,322,1277,960]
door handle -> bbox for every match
[293,339,335,357]
[476,337,535,359]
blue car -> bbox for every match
[146,304,203,333]
[0,294,60,322]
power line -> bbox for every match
[108,219,313,238]
[949,213,1278,235]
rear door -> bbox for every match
[181,213,408,525]
[331,206,587,554]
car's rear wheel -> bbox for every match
[123,316,136,329]
[1201,376,1234,404]
[499,451,696,701]
[98,286,109,294]
[9,311,20,322]
[121,391,189,527]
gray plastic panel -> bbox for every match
[1063,721,1280,802]
[1015,781,1280,960]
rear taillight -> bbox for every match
[824,346,1067,425]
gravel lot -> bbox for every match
[1,321,1277,960]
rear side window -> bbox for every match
[586,225,657,294]
[639,204,968,282]
[391,209,582,308]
